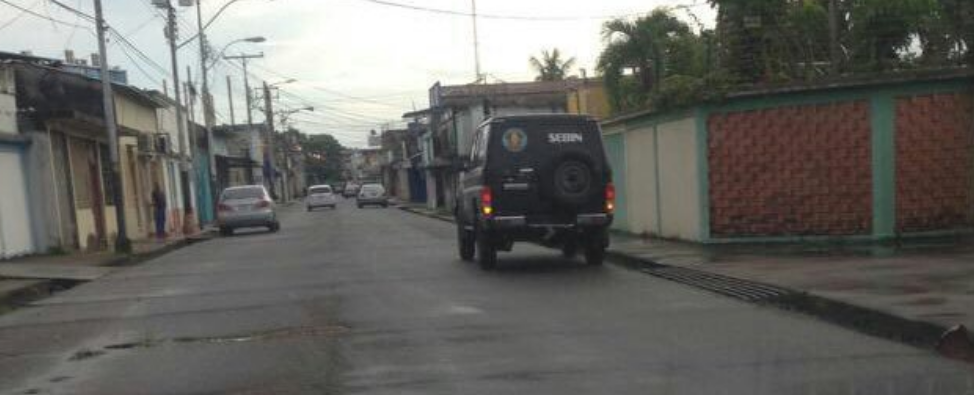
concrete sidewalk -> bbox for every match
[0,234,212,308]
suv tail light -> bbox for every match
[605,182,616,214]
[480,186,493,217]
[255,199,271,209]
[217,203,233,212]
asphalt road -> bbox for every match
[0,200,971,394]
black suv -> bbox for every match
[455,114,614,270]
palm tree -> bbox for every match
[597,9,695,110]
[529,48,576,81]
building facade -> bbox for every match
[406,80,575,211]
[602,71,974,242]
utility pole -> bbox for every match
[828,0,840,75]
[92,0,130,253]
[225,53,264,189]
[471,0,482,83]
[226,76,235,126]
[194,0,218,220]
[262,81,278,200]
[159,0,195,219]
[225,53,263,127]
[185,67,194,125]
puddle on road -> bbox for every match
[68,348,106,361]
[98,325,350,351]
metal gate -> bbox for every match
[0,145,35,258]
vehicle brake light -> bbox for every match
[480,186,493,217]
[605,182,616,214]
[255,200,271,208]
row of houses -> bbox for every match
[380,70,973,243]
[0,51,304,259]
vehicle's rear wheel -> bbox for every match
[219,227,232,236]
[269,222,281,233]
[357,204,363,209]
[561,241,577,259]
[584,230,607,266]
[457,222,475,261]
[307,206,313,212]
[477,229,497,271]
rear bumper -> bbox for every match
[307,199,337,207]
[218,211,276,228]
[357,197,388,205]
[489,213,612,230]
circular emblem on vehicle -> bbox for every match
[502,128,528,153]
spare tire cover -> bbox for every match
[551,158,595,206]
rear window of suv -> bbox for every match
[487,119,605,165]
[310,186,332,194]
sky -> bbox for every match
[0,0,714,147]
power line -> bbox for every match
[278,90,394,121]
[351,0,649,21]
[47,0,93,21]
[248,63,407,109]
[218,57,397,123]
[124,13,161,36]
[0,0,41,31]
[108,28,170,76]
[109,40,165,90]
[0,0,88,28]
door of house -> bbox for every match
[50,131,78,250]
[0,145,35,258]
[89,145,106,249]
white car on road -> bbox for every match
[306,185,338,211]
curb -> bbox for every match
[606,249,964,361]
[397,206,970,362]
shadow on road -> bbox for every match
[469,255,605,275]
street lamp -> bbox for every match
[180,0,266,224]
[270,78,297,87]
[207,36,266,70]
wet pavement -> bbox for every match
[611,234,974,331]
[0,200,971,394]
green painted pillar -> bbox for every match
[870,95,896,239]
[603,133,628,231]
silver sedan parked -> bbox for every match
[217,185,280,236]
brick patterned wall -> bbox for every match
[708,102,873,237]
[895,94,974,233]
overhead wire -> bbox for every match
[46,0,92,21]
[351,0,648,21]
[248,63,415,109]
[0,0,41,31]
[0,0,88,28]
[216,57,399,127]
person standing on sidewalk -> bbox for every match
[152,183,167,240]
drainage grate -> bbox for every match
[640,266,795,303]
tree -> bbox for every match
[296,131,345,184]
[529,49,576,81]
[597,9,706,112]
[708,0,794,82]
[846,0,941,71]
